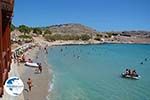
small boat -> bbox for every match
[121,73,140,80]
[25,62,39,67]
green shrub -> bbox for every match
[11,24,16,32]
[106,32,112,38]
[44,34,91,41]
[96,34,103,37]
[18,25,31,35]
[94,37,101,41]
[33,28,42,35]
[80,34,91,41]
[18,35,32,39]
[44,30,52,35]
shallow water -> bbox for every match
[47,44,150,100]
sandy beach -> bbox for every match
[1,0,150,99]
[16,46,51,100]
[4,36,150,100]
[16,38,101,100]
[32,36,150,48]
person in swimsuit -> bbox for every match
[27,78,33,91]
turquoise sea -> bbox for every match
[47,44,150,100]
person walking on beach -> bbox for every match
[17,57,20,66]
[44,45,48,54]
[27,78,33,91]
[38,63,42,73]
[12,52,17,63]
[44,47,48,54]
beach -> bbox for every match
[3,37,104,100]
[32,36,150,48]
[2,0,149,99]
[2,44,51,100]
[3,36,150,100]
[1,0,150,99]
[10,38,104,100]
[20,46,51,100]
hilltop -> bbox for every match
[11,23,150,47]
[43,23,99,35]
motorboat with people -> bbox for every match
[121,69,140,80]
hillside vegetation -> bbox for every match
[11,23,150,44]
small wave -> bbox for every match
[48,82,54,92]
[46,73,55,100]
[48,74,55,92]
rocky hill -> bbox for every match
[11,23,150,44]
[45,23,100,35]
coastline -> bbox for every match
[37,43,150,100]
[13,45,51,100]
[47,40,150,46]
[32,36,150,47]
[47,42,150,47]
[6,38,150,100]
[20,42,150,100]
[22,47,51,100]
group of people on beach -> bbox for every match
[12,52,32,65]
[124,69,138,77]
[11,43,49,93]
[13,44,47,92]
[26,44,49,92]
[12,52,22,65]
[26,64,42,92]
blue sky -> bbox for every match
[13,0,150,31]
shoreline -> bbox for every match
[14,45,52,100]
[48,42,150,47]
[23,47,51,100]
[32,37,150,47]
[36,40,150,48]
[7,39,150,100]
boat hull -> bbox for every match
[25,62,39,67]
[121,73,140,80]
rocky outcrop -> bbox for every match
[45,23,100,35]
